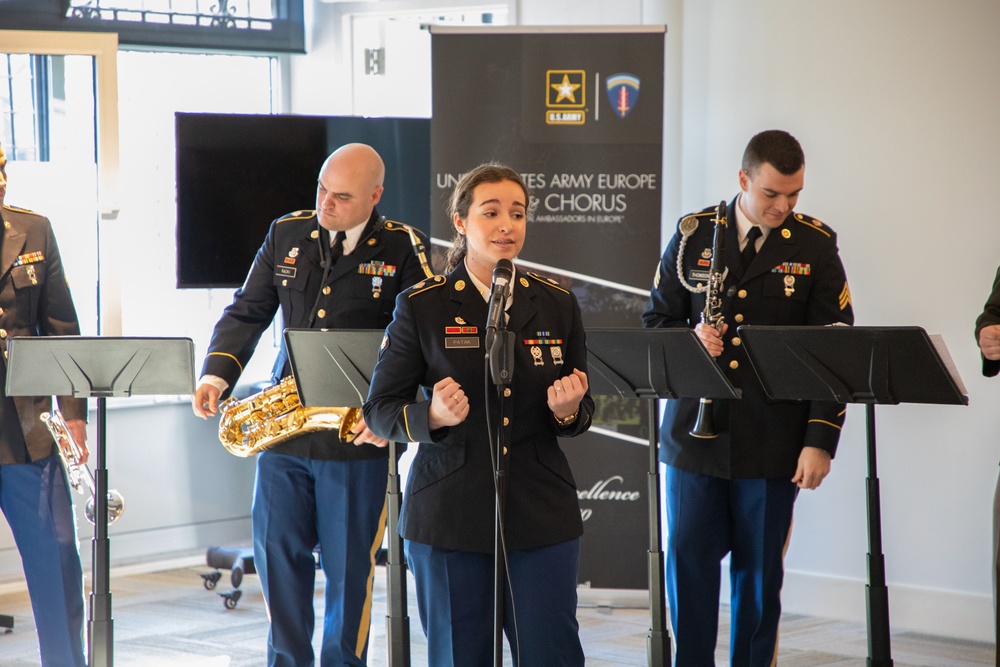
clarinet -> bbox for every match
[690,200,728,439]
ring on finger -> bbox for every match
[453,394,460,403]
[555,386,563,392]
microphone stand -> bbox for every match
[487,311,515,667]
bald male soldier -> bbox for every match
[193,143,429,667]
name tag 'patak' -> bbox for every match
[445,325,479,349]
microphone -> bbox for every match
[485,259,514,349]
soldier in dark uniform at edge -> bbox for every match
[642,130,855,667]
[0,140,88,667]
[974,268,1000,665]
[192,143,429,667]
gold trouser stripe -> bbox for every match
[770,513,796,667]
[355,482,389,659]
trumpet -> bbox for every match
[41,409,125,525]
[689,200,728,439]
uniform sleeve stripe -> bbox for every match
[402,404,415,442]
[808,419,842,430]
[207,351,243,373]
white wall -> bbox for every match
[295,0,1000,643]
[675,0,1000,643]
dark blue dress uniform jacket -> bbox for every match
[201,208,428,461]
[642,199,855,480]
[975,265,1000,377]
[0,204,86,465]
[363,262,594,553]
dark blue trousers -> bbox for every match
[665,466,797,667]
[0,454,86,667]
[253,451,388,667]
[404,538,584,667]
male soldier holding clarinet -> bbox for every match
[642,129,854,667]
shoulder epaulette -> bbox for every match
[678,206,719,235]
[527,271,569,294]
[792,212,832,238]
[276,209,315,223]
[407,274,447,297]
[383,219,422,236]
[2,203,43,218]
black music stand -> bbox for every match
[4,336,195,667]
[738,325,968,667]
[585,328,741,667]
[285,328,410,667]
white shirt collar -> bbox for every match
[337,219,368,256]
[465,260,517,306]
[734,193,768,250]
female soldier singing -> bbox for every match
[363,163,593,666]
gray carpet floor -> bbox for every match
[0,560,994,666]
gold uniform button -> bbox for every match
[2,350,6,360]
[282,279,288,286]
[0,329,6,339]
[735,314,744,323]
[0,307,4,315]
[729,360,739,370]
[317,309,326,318]
[738,289,748,299]
[323,286,331,295]
[503,388,511,397]
[503,417,509,427]
[732,337,741,346]
[503,446,508,455]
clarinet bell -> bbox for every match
[689,398,718,439]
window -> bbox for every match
[0,0,304,53]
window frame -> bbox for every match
[0,0,305,54]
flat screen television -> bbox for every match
[175,113,430,288]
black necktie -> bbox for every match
[328,231,344,266]
[741,226,762,271]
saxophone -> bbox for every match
[218,375,362,457]
[217,220,435,457]
[41,409,125,524]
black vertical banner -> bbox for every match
[432,26,665,590]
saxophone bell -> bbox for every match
[40,409,125,525]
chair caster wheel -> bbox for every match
[201,571,222,590]
[220,589,242,609]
